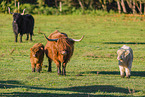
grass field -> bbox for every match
[0,13,145,97]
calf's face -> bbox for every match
[117,49,129,62]
[30,47,43,58]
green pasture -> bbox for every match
[0,13,145,96]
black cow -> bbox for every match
[8,8,34,42]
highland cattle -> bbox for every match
[44,30,84,75]
[117,45,133,78]
[30,43,44,73]
[8,7,34,42]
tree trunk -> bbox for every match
[55,0,58,8]
[103,0,107,11]
[117,0,121,14]
[78,0,84,10]
[59,1,62,12]
[89,0,93,9]
[144,3,145,15]
[88,0,93,9]
[139,1,142,14]
[132,0,136,14]
[15,0,16,7]
[136,0,142,14]
[18,2,20,13]
[121,0,127,13]
[126,0,133,10]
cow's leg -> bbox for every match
[26,33,29,40]
[31,63,36,72]
[30,34,32,41]
[53,60,61,75]
[62,63,66,76]
[36,63,41,73]
[119,65,125,78]
[126,62,132,78]
[125,67,130,78]
[48,59,52,72]
[40,63,43,71]
[15,34,18,42]
[57,65,61,75]
[56,63,61,75]
[56,62,61,75]
[20,34,23,42]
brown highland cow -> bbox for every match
[30,43,44,73]
[44,30,84,75]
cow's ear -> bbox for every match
[125,50,130,57]
[117,49,124,54]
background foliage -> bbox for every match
[0,0,145,15]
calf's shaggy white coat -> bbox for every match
[117,45,133,78]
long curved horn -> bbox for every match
[8,7,13,14]
[44,34,58,41]
[21,9,26,15]
[69,35,84,42]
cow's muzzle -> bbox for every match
[117,55,124,60]
[13,21,16,23]
[33,54,37,57]
[117,56,123,62]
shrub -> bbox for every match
[20,4,35,14]
[0,1,115,16]
[43,7,59,15]
[0,1,7,13]
[0,1,18,13]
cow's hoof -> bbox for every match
[126,75,130,78]
[58,73,62,75]
[36,69,41,73]
[32,68,35,72]
[121,75,125,78]
[48,70,52,72]
[62,73,66,76]
[48,69,52,72]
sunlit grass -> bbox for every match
[0,13,145,96]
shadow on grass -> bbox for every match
[103,42,145,45]
[61,85,129,94]
[0,80,22,84]
[0,92,122,97]
[84,71,145,77]
[0,80,131,97]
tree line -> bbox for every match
[0,0,145,15]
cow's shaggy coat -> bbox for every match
[44,30,84,75]
[8,8,34,42]
[30,43,44,73]
[117,45,133,78]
